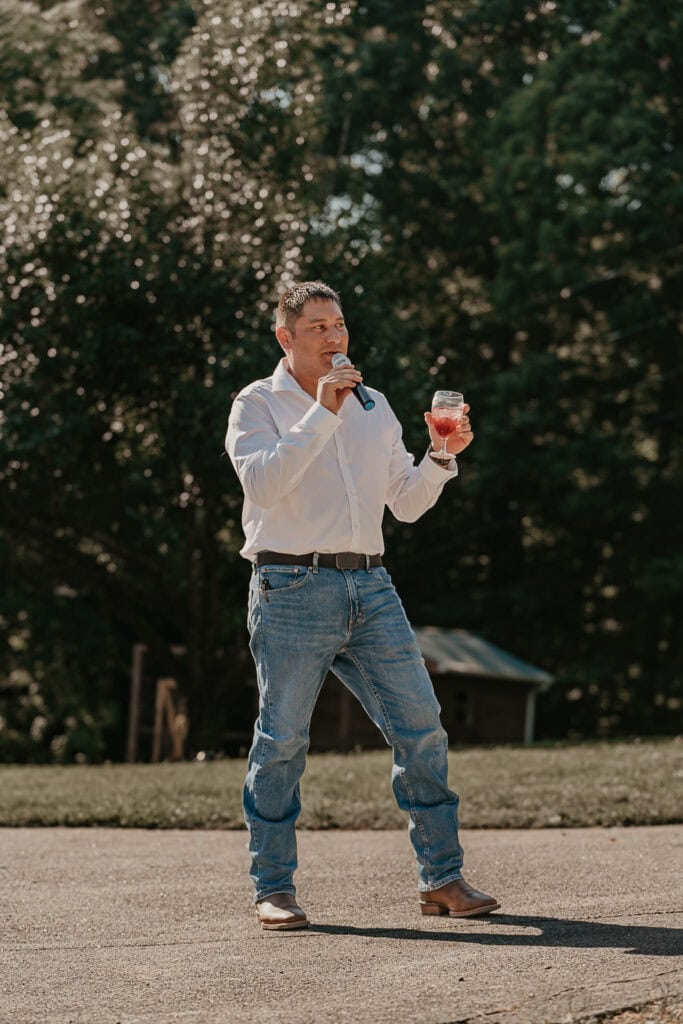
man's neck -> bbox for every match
[285,362,317,399]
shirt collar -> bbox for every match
[272,357,311,397]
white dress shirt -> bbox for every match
[226,358,457,560]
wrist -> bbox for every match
[428,444,457,468]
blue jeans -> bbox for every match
[244,563,464,902]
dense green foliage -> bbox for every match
[1,0,681,761]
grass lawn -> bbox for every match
[0,738,680,829]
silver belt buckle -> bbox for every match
[335,552,358,570]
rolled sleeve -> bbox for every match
[418,451,459,483]
[385,415,457,523]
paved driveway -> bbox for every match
[2,826,682,1023]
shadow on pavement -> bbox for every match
[306,915,682,957]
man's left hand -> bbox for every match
[424,403,473,456]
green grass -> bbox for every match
[0,739,681,829]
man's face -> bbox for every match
[276,299,349,385]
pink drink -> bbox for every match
[431,410,461,438]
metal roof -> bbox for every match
[414,626,553,689]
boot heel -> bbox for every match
[420,901,447,916]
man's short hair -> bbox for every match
[276,281,342,332]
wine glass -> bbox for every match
[428,390,464,463]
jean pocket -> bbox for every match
[258,566,313,597]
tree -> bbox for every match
[0,0,388,758]
[2,0,681,759]
[317,0,683,735]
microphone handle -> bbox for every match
[331,352,375,411]
[351,381,375,412]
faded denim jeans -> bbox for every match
[244,562,464,902]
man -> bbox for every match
[226,281,499,930]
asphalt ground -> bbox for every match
[1,825,682,1024]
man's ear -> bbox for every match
[275,325,291,352]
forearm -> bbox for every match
[226,397,339,508]
[388,451,458,522]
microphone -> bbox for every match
[331,353,375,411]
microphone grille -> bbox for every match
[331,353,351,368]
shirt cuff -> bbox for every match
[419,451,459,483]
[299,401,342,435]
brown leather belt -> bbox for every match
[255,551,382,571]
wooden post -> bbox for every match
[126,643,147,763]
[524,687,537,745]
[169,698,189,761]
[152,678,176,763]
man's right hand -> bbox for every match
[316,363,363,415]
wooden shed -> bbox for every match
[309,626,553,751]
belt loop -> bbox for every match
[312,552,319,574]
[365,554,371,572]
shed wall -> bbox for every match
[309,671,532,751]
